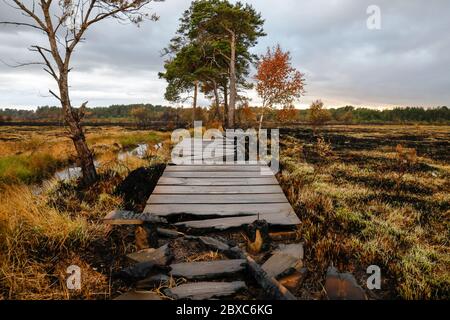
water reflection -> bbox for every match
[54,143,153,181]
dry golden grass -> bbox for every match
[0,126,169,184]
[0,126,170,299]
[185,251,225,263]
[0,184,109,299]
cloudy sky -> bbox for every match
[0,0,449,110]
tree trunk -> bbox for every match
[223,84,229,128]
[193,80,198,125]
[228,31,236,129]
[258,112,264,134]
[213,81,220,121]
[59,74,97,186]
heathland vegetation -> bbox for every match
[0,0,448,301]
[0,124,448,299]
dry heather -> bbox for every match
[0,126,171,299]
[279,125,449,299]
[0,126,168,184]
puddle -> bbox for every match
[54,160,101,181]
[117,143,148,161]
[53,143,162,182]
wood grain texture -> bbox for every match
[157,177,279,186]
[175,212,300,231]
[169,259,246,280]
[147,193,287,204]
[164,281,246,300]
[163,171,275,178]
[153,185,283,194]
[143,203,295,217]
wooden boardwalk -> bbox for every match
[142,137,300,232]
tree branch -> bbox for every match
[0,21,45,31]
[11,0,47,30]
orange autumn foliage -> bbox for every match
[255,45,305,109]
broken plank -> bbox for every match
[103,210,167,225]
[143,203,295,217]
[227,247,296,300]
[164,281,246,300]
[175,212,300,231]
[269,231,301,241]
[262,243,304,279]
[169,259,246,280]
[126,244,172,265]
[153,185,284,194]
[197,236,230,252]
[157,227,184,238]
[147,194,288,204]
[157,177,279,186]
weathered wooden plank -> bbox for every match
[114,290,162,300]
[153,185,284,194]
[158,177,279,186]
[164,281,246,300]
[143,203,295,217]
[227,247,297,300]
[157,227,184,238]
[198,236,230,252]
[126,244,172,265]
[262,244,304,278]
[173,150,236,156]
[163,171,274,178]
[175,146,235,152]
[169,259,246,280]
[103,210,166,225]
[175,213,300,231]
[165,165,264,172]
[147,194,288,204]
[175,142,235,146]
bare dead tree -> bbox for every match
[1,0,159,186]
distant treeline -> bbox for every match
[0,104,449,125]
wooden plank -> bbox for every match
[173,149,235,155]
[153,185,284,194]
[176,142,235,147]
[169,259,246,280]
[262,244,304,278]
[176,146,235,151]
[126,244,172,265]
[197,236,230,252]
[165,165,264,172]
[147,194,288,204]
[227,248,297,300]
[162,171,274,178]
[103,209,166,225]
[158,177,279,186]
[164,281,246,300]
[114,290,162,300]
[175,213,300,231]
[143,203,295,217]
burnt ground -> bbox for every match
[281,127,450,162]
[75,125,449,300]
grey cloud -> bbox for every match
[0,0,449,109]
